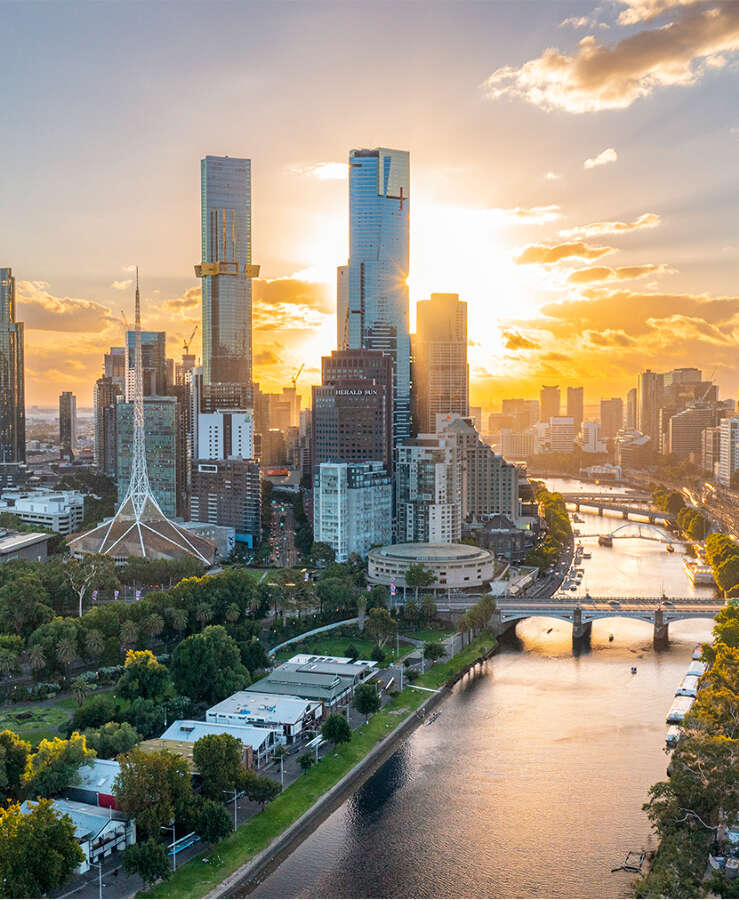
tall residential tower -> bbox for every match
[0,268,25,464]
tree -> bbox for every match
[27,644,46,678]
[171,625,250,705]
[423,641,445,663]
[56,636,77,676]
[123,698,166,740]
[83,722,140,759]
[68,693,118,733]
[117,649,173,701]
[405,564,435,603]
[365,607,397,648]
[113,748,194,840]
[353,682,380,721]
[70,677,92,707]
[321,713,351,748]
[243,772,281,809]
[192,733,244,800]
[0,799,85,897]
[298,752,314,774]
[195,798,233,843]
[344,644,359,660]
[370,644,386,664]
[421,595,438,624]
[24,733,96,798]
[310,541,336,566]
[0,731,31,800]
[64,554,119,618]
[122,839,171,888]
[84,628,105,661]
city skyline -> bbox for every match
[3,0,738,407]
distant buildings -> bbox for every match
[313,460,392,561]
[59,391,77,460]
[719,418,739,487]
[344,147,411,447]
[500,428,534,460]
[549,417,576,453]
[668,406,720,460]
[412,293,469,434]
[701,425,721,475]
[196,409,254,460]
[94,376,122,477]
[104,346,127,393]
[125,330,166,398]
[396,433,462,543]
[581,421,605,454]
[600,398,623,439]
[540,385,560,422]
[0,268,25,465]
[566,387,583,435]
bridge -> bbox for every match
[567,499,675,523]
[578,523,684,543]
[560,492,650,503]
[493,596,722,649]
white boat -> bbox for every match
[692,644,703,661]
[682,558,715,586]
[675,675,699,698]
[582,552,592,559]
[666,696,694,723]
[687,660,707,677]
[666,725,681,747]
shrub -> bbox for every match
[370,645,386,664]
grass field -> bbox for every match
[0,703,71,744]
[273,632,407,664]
[140,631,494,899]
[400,628,454,643]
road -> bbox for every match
[269,501,298,568]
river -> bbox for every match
[245,478,716,899]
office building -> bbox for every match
[313,461,392,561]
[439,417,519,521]
[125,330,167,398]
[94,376,122,477]
[669,407,719,460]
[197,410,254,460]
[600,398,624,439]
[500,428,534,460]
[0,268,25,465]
[345,147,411,446]
[411,293,469,435]
[396,434,462,543]
[540,386,560,422]
[190,458,261,547]
[501,399,539,431]
[637,369,663,442]
[104,347,127,393]
[581,421,606,454]
[701,425,721,475]
[196,155,256,386]
[59,392,77,460]
[1,490,84,534]
[549,417,576,453]
[719,418,739,488]
[566,387,584,435]
[626,387,637,429]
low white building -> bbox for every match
[20,798,135,874]
[206,692,322,745]
[0,489,84,534]
[549,417,576,453]
[159,719,282,768]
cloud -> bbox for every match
[545,171,561,180]
[560,16,594,29]
[584,147,618,168]
[567,263,675,283]
[291,162,347,181]
[254,278,333,314]
[16,281,117,333]
[501,330,541,350]
[583,328,637,347]
[616,0,706,25]
[164,287,201,311]
[254,347,282,366]
[559,212,661,238]
[111,280,132,291]
[481,2,739,113]
[495,204,561,223]
[514,241,616,264]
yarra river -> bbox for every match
[245,479,716,899]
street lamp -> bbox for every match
[161,820,176,871]
[223,788,238,830]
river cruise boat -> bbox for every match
[598,534,613,547]
[675,675,699,698]
[582,551,592,559]
[665,725,681,747]
[666,695,694,723]
[692,644,703,661]
[682,558,715,586]
[687,659,707,677]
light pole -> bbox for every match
[223,788,238,830]
[97,860,103,900]
[161,821,176,871]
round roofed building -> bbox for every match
[368,542,495,592]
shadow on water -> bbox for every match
[346,743,412,821]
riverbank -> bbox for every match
[139,631,495,900]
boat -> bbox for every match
[666,696,694,723]
[682,558,715,586]
[692,644,703,661]
[675,675,699,698]
[582,551,592,559]
[687,660,707,677]
[598,534,613,547]
[666,544,675,553]
[631,666,637,674]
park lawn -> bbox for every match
[401,627,454,643]
[0,703,71,744]
[140,633,494,900]
[274,633,407,664]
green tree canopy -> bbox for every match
[321,713,352,748]
[117,649,173,701]
[0,731,31,800]
[82,722,140,759]
[113,748,193,840]
[24,733,96,799]
[365,607,397,648]
[171,625,250,705]
[192,733,244,800]
[122,838,171,888]
[423,641,445,662]
[195,797,233,843]
[353,682,381,718]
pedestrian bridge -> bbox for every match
[494,596,722,649]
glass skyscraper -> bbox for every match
[345,148,410,446]
[196,156,254,387]
[0,268,25,464]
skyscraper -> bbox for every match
[626,387,637,430]
[540,385,560,422]
[0,268,25,464]
[59,392,77,460]
[196,155,256,386]
[94,375,122,477]
[104,347,127,393]
[126,331,167,398]
[637,369,663,442]
[600,397,624,439]
[566,387,583,435]
[412,293,469,435]
[345,148,410,446]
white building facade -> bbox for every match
[197,409,254,460]
[719,417,739,487]
[0,490,84,534]
[396,434,462,543]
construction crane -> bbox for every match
[183,324,198,356]
[120,309,130,330]
[291,363,304,389]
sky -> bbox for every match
[3,0,738,409]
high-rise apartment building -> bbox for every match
[540,386,560,422]
[0,268,25,465]
[701,426,721,475]
[582,421,606,454]
[94,376,122,477]
[566,387,584,435]
[396,434,462,543]
[196,155,256,386]
[637,369,663,442]
[59,392,77,460]
[501,398,539,431]
[344,147,410,446]
[669,407,720,460]
[500,429,534,460]
[718,418,739,488]
[626,387,637,430]
[126,331,167,398]
[190,458,261,548]
[104,347,127,393]
[313,461,392,562]
[197,410,254,460]
[600,398,624,439]
[412,293,469,435]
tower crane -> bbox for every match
[291,363,304,389]
[183,324,198,356]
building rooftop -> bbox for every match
[76,758,120,795]
[285,655,377,679]
[369,542,493,564]
[159,719,279,750]
[249,669,354,702]
[21,798,126,841]
[0,530,50,555]
[207,691,321,724]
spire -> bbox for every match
[127,269,155,517]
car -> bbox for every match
[663,600,674,607]
[609,599,621,608]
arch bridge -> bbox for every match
[567,499,674,523]
[578,523,683,543]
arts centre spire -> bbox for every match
[69,273,215,565]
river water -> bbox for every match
[246,478,716,899]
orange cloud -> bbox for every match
[501,330,541,350]
[16,281,117,333]
[482,3,739,112]
[567,263,675,283]
[514,241,616,264]
[616,0,705,25]
[584,147,618,168]
[559,212,661,238]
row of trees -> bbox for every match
[636,604,739,897]
[524,484,572,569]
[705,534,739,598]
